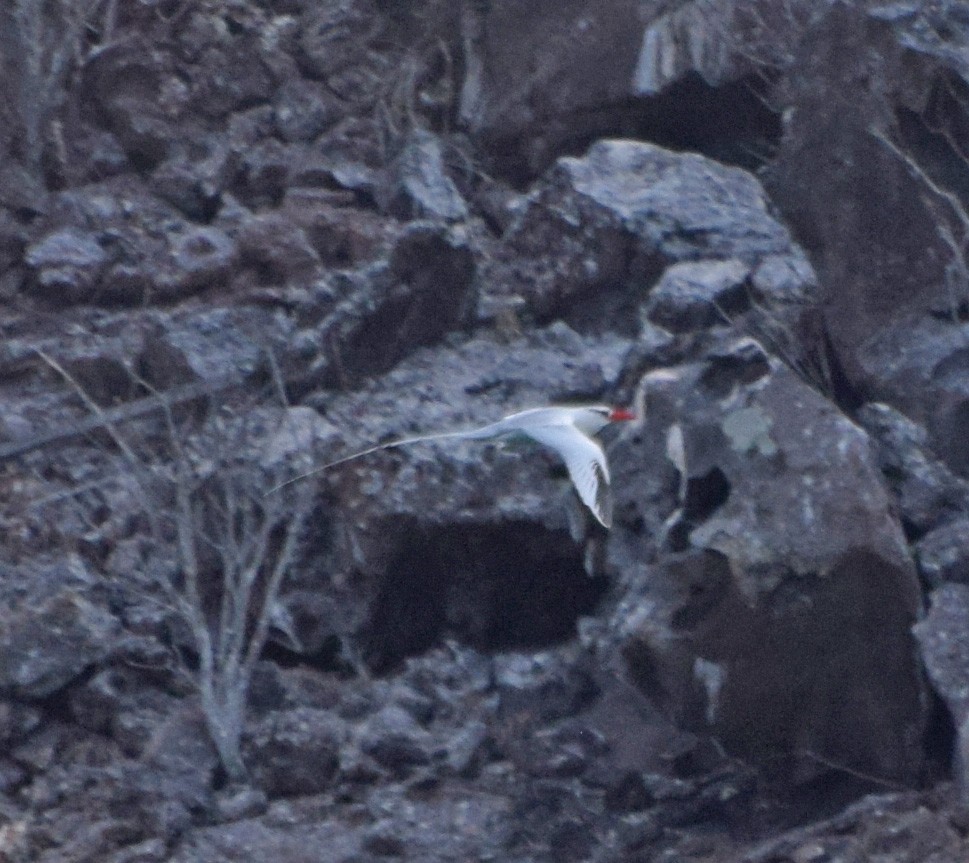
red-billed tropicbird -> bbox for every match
[271,405,636,528]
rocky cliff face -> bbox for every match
[2,1,969,861]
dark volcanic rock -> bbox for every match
[858,401,969,536]
[81,39,182,171]
[853,319,969,480]
[136,305,287,391]
[295,324,626,669]
[169,782,514,863]
[644,258,752,333]
[299,221,476,388]
[245,708,345,797]
[916,519,969,588]
[235,210,323,285]
[7,1,969,860]
[24,228,109,301]
[606,337,926,784]
[765,4,969,400]
[459,0,817,180]
[914,584,969,796]
[273,78,339,144]
[150,136,230,221]
[358,705,432,773]
[382,129,469,221]
[487,139,811,342]
[459,0,649,178]
[297,0,381,81]
[0,561,120,699]
[166,225,238,292]
[25,180,239,305]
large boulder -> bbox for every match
[484,139,816,349]
[605,337,927,784]
[765,3,969,401]
[459,0,821,179]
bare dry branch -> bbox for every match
[35,354,316,783]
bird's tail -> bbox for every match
[265,428,476,495]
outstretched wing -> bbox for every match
[523,425,613,528]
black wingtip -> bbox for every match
[593,460,613,528]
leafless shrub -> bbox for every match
[38,352,315,782]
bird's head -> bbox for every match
[577,405,637,434]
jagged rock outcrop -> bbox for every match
[606,339,926,783]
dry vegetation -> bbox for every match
[38,352,315,782]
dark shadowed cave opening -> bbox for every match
[487,71,783,188]
[360,522,608,673]
[631,72,784,172]
[665,467,732,553]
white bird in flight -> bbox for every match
[271,405,636,528]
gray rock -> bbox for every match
[63,123,132,184]
[296,322,629,669]
[104,838,169,863]
[245,708,345,796]
[162,225,238,294]
[229,138,292,209]
[605,337,926,784]
[916,519,969,588]
[632,0,736,97]
[0,700,43,743]
[273,78,338,143]
[552,140,791,257]
[140,709,219,811]
[459,0,820,177]
[631,0,826,98]
[189,39,274,121]
[213,785,269,823]
[168,780,514,863]
[69,669,136,734]
[644,258,751,332]
[0,563,120,699]
[257,406,340,472]
[136,306,288,390]
[301,222,475,388]
[25,228,109,302]
[459,0,648,175]
[858,401,969,535]
[236,210,322,284]
[765,3,969,401]
[383,130,469,222]
[495,650,596,725]
[82,39,182,169]
[151,137,231,220]
[30,181,238,305]
[913,584,969,797]
[490,140,802,329]
[297,0,379,80]
[445,719,489,776]
[358,705,432,772]
[854,319,969,477]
